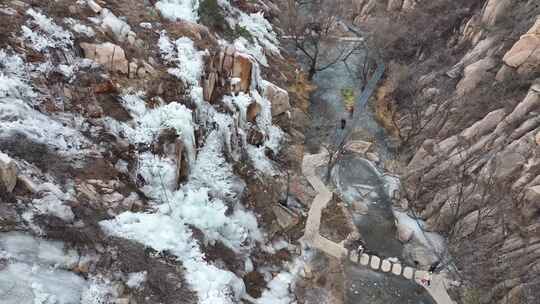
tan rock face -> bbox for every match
[247,102,261,123]
[263,81,291,117]
[456,57,497,95]
[536,131,540,145]
[525,185,540,206]
[0,152,17,193]
[232,53,252,93]
[170,20,210,41]
[461,108,506,141]
[203,72,217,101]
[401,0,417,10]
[502,17,540,74]
[482,0,512,26]
[156,129,189,187]
[80,42,129,74]
[387,0,403,11]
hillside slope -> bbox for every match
[0,0,313,303]
[350,0,540,303]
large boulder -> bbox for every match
[344,140,372,155]
[169,20,211,41]
[456,57,497,95]
[272,205,300,230]
[525,185,540,206]
[290,107,309,131]
[80,42,129,74]
[263,81,291,117]
[0,152,17,193]
[396,222,414,243]
[482,0,512,26]
[247,102,261,123]
[502,17,540,75]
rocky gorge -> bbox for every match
[350,0,540,303]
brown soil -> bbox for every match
[320,196,353,243]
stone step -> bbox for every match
[370,255,381,269]
[403,266,414,279]
[381,259,392,272]
[391,263,402,275]
[359,253,370,266]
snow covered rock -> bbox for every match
[80,42,129,74]
[263,81,291,117]
[155,0,199,22]
[344,140,372,155]
[396,221,414,243]
[92,9,135,44]
[0,152,17,193]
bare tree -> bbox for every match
[283,0,365,80]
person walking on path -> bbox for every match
[429,261,440,273]
[421,272,433,287]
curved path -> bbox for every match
[300,151,457,304]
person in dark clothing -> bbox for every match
[340,119,346,130]
[429,261,440,273]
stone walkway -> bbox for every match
[300,151,457,304]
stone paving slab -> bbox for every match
[370,256,381,270]
[349,252,359,263]
[403,267,414,279]
[391,263,402,275]
[360,253,370,266]
[381,260,392,272]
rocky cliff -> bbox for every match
[0,0,313,303]
[350,0,540,303]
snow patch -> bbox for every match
[155,0,199,22]
[21,9,73,52]
[126,271,147,289]
[64,18,95,37]
[0,263,87,304]
[0,50,36,99]
[89,8,134,42]
[0,97,91,154]
[158,33,205,87]
[81,276,115,304]
[113,93,196,166]
[237,12,280,56]
[0,232,79,268]
[100,212,246,304]
[32,193,75,222]
[0,233,108,304]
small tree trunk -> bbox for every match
[325,153,334,183]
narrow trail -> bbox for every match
[300,151,457,304]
